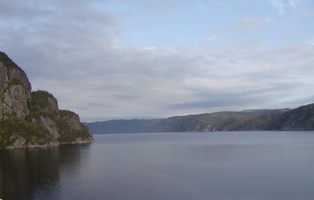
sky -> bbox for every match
[0,0,314,122]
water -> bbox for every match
[1,131,314,200]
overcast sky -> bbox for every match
[1,0,314,122]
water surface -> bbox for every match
[1,132,314,200]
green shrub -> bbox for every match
[0,52,20,70]
[0,116,52,148]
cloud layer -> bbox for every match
[1,0,313,121]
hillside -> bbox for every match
[0,51,94,149]
[269,104,314,131]
[147,110,288,132]
[84,105,314,134]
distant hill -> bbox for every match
[269,104,314,131]
[84,104,314,134]
[147,109,290,132]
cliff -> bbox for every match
[0,51,94,149]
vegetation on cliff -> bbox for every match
[0,52,20,70]
[0,51,94,149]
[0,113,52,148]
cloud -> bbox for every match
[288,0,304,8]
[229,17,274,33]
[1,0,313,121]
[307,37,314,45]
[268,0,306,14]
[25,41,314,121]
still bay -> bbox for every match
[1,131,314,200]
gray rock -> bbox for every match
[38,116,60,141]
[0,58,31,120]
[0,51,94,149]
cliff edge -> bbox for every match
[0,51,94,149]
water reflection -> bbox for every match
[0,144,91,200]
[1,132,314,200]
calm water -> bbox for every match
[1,131,314,200]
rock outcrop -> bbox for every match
[0,56,31,120]
[0,51,94,149]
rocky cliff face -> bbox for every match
[0,51,94,149]
[0,55,31,120]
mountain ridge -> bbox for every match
[84,105,314,134]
